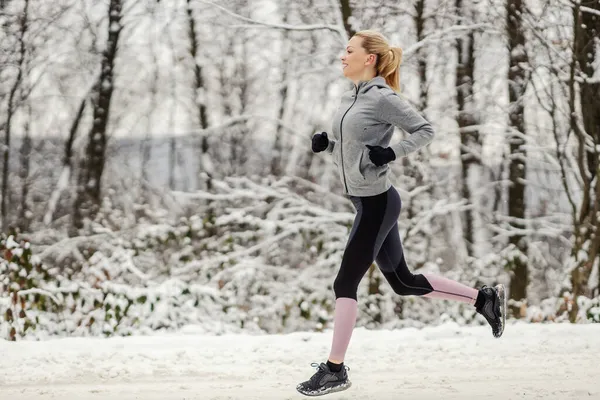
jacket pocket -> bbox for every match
[332,143,341,167]
[346,143,368,184]
[361,147,388,182]
[358,150,367,179]
[359,148,372,180]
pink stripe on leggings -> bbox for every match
[328,297,358,363]
[422,273,477,305]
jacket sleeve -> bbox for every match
[377,91,434,158]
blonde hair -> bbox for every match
[354,30,403,92]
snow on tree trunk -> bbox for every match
[187,0,212,190]
[568,0,600,322]
[285,1,322,179]
[415,0,428,112]
[167,30,177,191]
[270,6,291,177]
[44,96,86,226]
[141,11,158,189]
[169,137,176,190]
[409,0,437,261]
[455,0,481,258]
[506,0,530,317]
[338,0,355,38]
[299,28,323,181]
[1,0,28,231]
[18,121,31,232]
[72,0,122,232]
[234,32,250,175]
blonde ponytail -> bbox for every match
[354,31,403,92]
[378,47,403,92]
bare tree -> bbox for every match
[568,0,600,321]
[140,3,160,187]
[414,0,428,111]
[505,0,530,316]
[1,0,29,231]
[217,0,251,176]
[44,96,87,226]
[298,0,333,181]
[338,0,355,37]
[233,24,251,174]
[72,0,123,231]
[18,112,31,232]
[187,0,212,190]
[166,24,178,191]
[454,0,481,258]
[270,5,291,177]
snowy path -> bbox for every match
[1,322,599,400]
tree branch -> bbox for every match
[403,23,499,58]
[197,0,346,43]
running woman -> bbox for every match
[296,30,506,397]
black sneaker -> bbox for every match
[296,362,352,397]
[476,284,506,338]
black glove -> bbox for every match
[311,132,329,153]
[366,145,396,166]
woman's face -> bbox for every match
[340,36,376,80]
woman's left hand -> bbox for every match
[366,145,396,166]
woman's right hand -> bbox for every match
[311,132,329,153]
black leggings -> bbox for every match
[333,186,434,300]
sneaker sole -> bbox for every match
[494,284,506,338]
[296,380,352,397]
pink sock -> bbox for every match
[422,273,478,305]
[328,297,358,363]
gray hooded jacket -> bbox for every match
[325,76,434,197]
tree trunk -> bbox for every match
[187,0,212,190]
[141,12,159,187]
[18,119,31,232]
[169,137,176,190]
[506,0,529,317]
[72,0,122,231]
[455,0,480,258]
[414,0,437,261]
[235,32,250,174]
[218,38,234,176]
[44,96,86,226]
[1,0,28,231]
[568,1,600,322]
[270,10,290,177]
[415,0,428,111]
[300,20,326,181]
[338,0,355,38]
[168,35,177,191]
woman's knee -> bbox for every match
[384,272,433,296]
[333,276,358,300]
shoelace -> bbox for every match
[308,363,328,387]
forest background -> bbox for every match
[0,0,599,341]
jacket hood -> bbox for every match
[354,76,388,94]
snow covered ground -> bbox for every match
[1,322,599,400]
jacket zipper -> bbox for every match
[339,86,359,193]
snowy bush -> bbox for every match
[0,232,59,341]
[2,176,598,341]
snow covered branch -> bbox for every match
[18,288,62,305]
[197,0,346,43]
[403,24,500,58]
[557,0,600,17]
